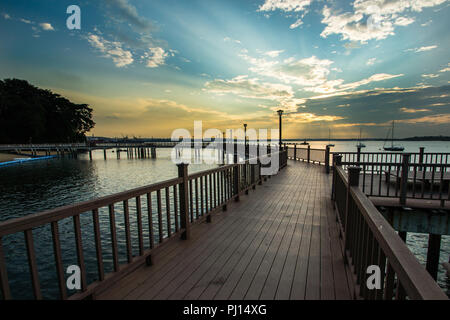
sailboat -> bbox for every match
[383,120,404,151]
[356,128,366,148]
[326,129,335,147]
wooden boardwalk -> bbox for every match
[97,161,354,300]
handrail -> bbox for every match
[333,165,447,300]
[0,149,288,300]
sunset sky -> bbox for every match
[0,0,449,139]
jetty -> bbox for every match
[0,144,448,300]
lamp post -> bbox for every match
[277,110,283,147]
[243,123,247,158]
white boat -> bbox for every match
[383,120,404,151]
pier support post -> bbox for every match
[293,143,297,160]
[177,163,190,240]
[151,147,156,159]
[325,145,330,174]
[234,154,240,202]
[89,149,92,160]
[331,154,342,201]
[426,233,441,280]
[307,145,310,163]
[357,146,361,165]
[399,153,411,205]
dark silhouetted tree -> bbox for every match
[0,79,95,143]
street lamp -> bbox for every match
[243,123,247,157]
[277,110,283,146]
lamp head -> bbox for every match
[277,109,283,116]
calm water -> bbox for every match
[0,142,449,298]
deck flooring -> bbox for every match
[97,161,354,300]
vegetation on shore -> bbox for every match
[0,79,95,143]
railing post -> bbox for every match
[325,145,330,174]
[331,154,343,201]
[357,146,361,165]
[307,145,310,163]
[234,154,240,201]
[177,163,190,240]
[293,143,297,160]
[399,153,410,205]
[419,147,425,171]
[344,166,360,249]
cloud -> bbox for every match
[439,63,450,73]
[320,0,446,43]
[108,0,153,31]
[397,114,450,124]
[264,50,284,58]
[290,18,303,29]
[87,34,133,67]
[258,0,312,12]
[406,45,438,52]
[422,73,439,78]
[39,22,54,31]
[145,47,168,68]
[400,107,431,113]
[2,13,11,20]
[394,16,415,26]
[205,75,294,100]
[366,58,377,65]
[286,112,344,123]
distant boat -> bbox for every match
[356,128,366,149]
[383,120,404,151]
[300,139,309,145]
[326,129,335,147]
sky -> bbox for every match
[0,0,449,139]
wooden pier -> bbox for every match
[0,146,448,300]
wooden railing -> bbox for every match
[332,165,448,300]
[285,144,330,173]
[0,150,288,300]
[332,151,450,206]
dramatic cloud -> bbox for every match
[145,47,168,68]
[205,75,294,100]
[39,22,54,31]
[87,34,133,67]
[108,0,153,31]
[264,50,284,58]
[290,18,303,29]
[366,58,377,65]
[406,45,438,52]
[320,0,446,43]
[400,107,431,113]
[422,73,439,78]
[258,0,312,12]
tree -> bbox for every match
[0,79,95,143]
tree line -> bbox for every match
[0,79,95,143]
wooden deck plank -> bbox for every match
[96,161,352,300]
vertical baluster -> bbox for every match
[209,174,213,208]
[157,190,163,242]
[147,193,155,249]
[0,238,11,300]
[189,180,194,222]
[109,204,119,272]
[123,200,133,263]
[73,215,87,291]
[136,196,144,256]
[92,209,105,281]
[200,175,204,216]
[173,185,179,232]
[24,230,42,299]
[205,175,209,213]
[195,179,199,220]
[51,221,67,299]
[214,172,217,208]
[165,188,171,237]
